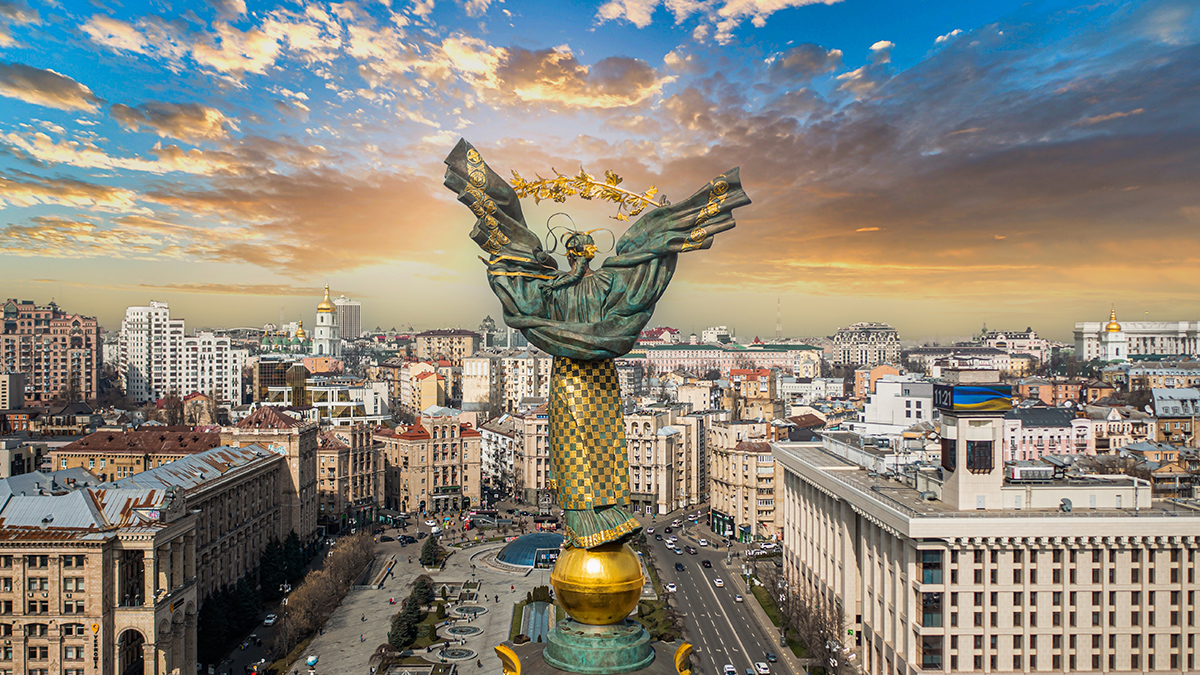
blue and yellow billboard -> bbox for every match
[933,384,1013,412]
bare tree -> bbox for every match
[780,581,851,674]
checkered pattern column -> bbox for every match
[549,356,631,511]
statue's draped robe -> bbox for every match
[444,139,750,548]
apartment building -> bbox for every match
[646,343,822,378]
[1,298,100,403]
[708,419,778,541]
[510,405,550,504]
[1003,407,1094,461]
[625,405,709,515]
[0,371,23,409]
[832,322,902,366]
[373,407,482,514]
[461,349,551,414]
[263,375,390,426]
[414,329,481,367]
[1151,388,1199,447]
[219,407,319,544]
[479,414,520,489]
[117,302,246,405]
[316,425,383,529]
[775,383,1200,675]
[332,295,361,341]
[50,429,222,481]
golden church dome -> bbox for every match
[1105,309,1122,332]
[295,320,307,340]
[317,284,336,313]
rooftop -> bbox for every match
[57,429,222,455]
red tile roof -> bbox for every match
[57,430,222,455]
[235,406,304,429]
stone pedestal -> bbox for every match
[498,639,687,675]
[543,620,654,674]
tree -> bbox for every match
[388,597,422,649]
[196,587,230,665]
[258,539,286,602]
[780,583,850,674]
[419,536,438,567]
[412,575,433,605]
[283,531,305,583]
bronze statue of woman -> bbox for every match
[444,139,751,551]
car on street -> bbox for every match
[754,662,770,674]
[702,560,712,568]
[672,519,681,526]
[666,583,676,593]
[760,542,777,551]
[675,562,685,572]
[400,535,417,544]
[723,666,737,675]
[667,535,677,542]
[663,527,673,534]
[734,594,744,603]
[685,546,697,555]
[380,535,394,542]
[699,539,708,547]
[654,534,663,541]
[646,527,654,534]
[424,519,437,526]
[262,614,277,626]
[674,547,684,555]
[765,653,777,663]
[713,578,724,587]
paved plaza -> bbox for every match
[287,535,550,675]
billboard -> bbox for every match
[933,384,1012,412]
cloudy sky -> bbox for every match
[1,0,1198,341]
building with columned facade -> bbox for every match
[775,383,1200,675]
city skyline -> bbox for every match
[1,0,1198,338]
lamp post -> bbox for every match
[279,583,292,653]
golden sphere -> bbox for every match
[551,542,644,625]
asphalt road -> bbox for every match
[648,516,790,675]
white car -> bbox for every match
[424,519,437,527]
[672,520,682,526]
[667,536,678,543]
[760,542,777,551]
[713,578,724,587]
[754,663,770,674]
[646,527,655,534]
[262,614,277,626]
[734,594,744,603]
[674,547,684,555]
[698,539,708,547]
[723,666,737,675]
[666,583,677,593]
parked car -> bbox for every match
[713,578,724,587]
[675,562,685,572]
[699,538,708,547]
[262,614,277,626]
[754,662,771,674]
[760,542,777,551]
[380,535,394,542]
[702,560,712,568]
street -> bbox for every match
[645,511,793,675]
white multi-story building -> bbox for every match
[1075,310,1200,361]
[701,325,735,344]
[479,414,520,487]
[646,343,821,378]
[780,376,845,404]
[625,405,707,516]
[855,378,935,436]
[983,327,1049,362]
[831,321,901,366]
[333,295,361,340]
[118,301,246,405]
[774,385,1200,675]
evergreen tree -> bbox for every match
[412,575,433,605]
[419,535,437,567]
[196,589,230,664]
[387,597,422,649]
[234,576,261,634]
[258,539,285,601]
[283,531,304,582]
